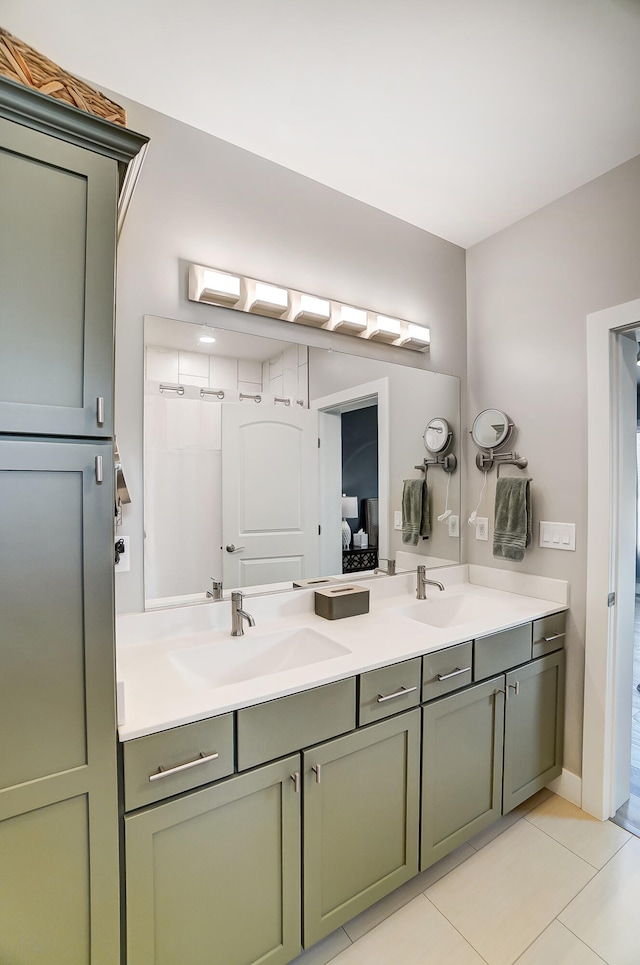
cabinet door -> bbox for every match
[0,116,117,437]
[421,677,505,871]
[125,755,301,965]
[503,650,565,813]
[0,437,119,964]
[303,709,420,948]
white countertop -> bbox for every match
[116,565,568,741]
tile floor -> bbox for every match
[293,789,640,965]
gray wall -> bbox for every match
[466,153,640,777]
[114,96,467,613]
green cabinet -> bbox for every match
[119,611,566,963]
[0,438,120,964]
[421,649,566,870]
[421,676,504,870]
[0,77,147,438]
[503,649,565,812]
[303,710,420,947]
[0,77,148,964]
[125,755,301,965]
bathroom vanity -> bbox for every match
[117,569,567,965]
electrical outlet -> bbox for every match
[115,534,130,572]
[448,515,459,538]
[394,510,402,531]
[476,517,489,541]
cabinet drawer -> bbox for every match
[532,611,567,658]
[359,658,422,725]
[237,678,356,771]
[474,624,532,680]
[123,715,234,811]
[422,642,473,701]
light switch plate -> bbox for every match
[476,517,488,541]
[539,521,576,551]
[394,510,402,531]
[448,515,460,538]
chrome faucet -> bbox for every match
[206,578,223,600]
[416,565,445,600]
[231,590,256,636]
[374,558,396,576]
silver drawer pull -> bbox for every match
[436,666,471,681]
[96,396,105,426]
[542,632,565,643]
[376,685,418,703]
[291,771,300,793]
[149,750,219,782]
[312,763,322,784]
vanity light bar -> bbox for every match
[188,263,431,352]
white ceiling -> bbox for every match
[3,0,640,248]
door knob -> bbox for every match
[226,544,246,553]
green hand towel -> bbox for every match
[402,478,431,545]
[493,477,532,562]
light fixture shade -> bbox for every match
[341,495,358,518]
[367,315,402,343]
[249,282,290,317]
[399,323,431,351]
[190,265,241,306]
[334,305,368,335]
[294,294,331,327]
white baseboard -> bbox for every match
[547,768,582,808]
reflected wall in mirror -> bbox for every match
[143,314,461,609]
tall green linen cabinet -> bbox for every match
[0,76,147,964]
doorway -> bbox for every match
[583,299,639,822]
[612,421,640,835]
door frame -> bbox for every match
[311,378,390,568]
[583,297,640,819]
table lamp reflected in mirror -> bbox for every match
[341,495,358,549]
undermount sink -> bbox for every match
[170,627,351,689]
[395,593,502,629]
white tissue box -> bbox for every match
[354,532,368,549]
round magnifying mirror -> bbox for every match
[424,418,452,454]
[471,408,512,450]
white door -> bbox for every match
[222,405,320,588]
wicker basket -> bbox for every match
[0,28,126,126]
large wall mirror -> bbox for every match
[143,314,461,608]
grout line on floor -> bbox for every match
[551,920,609,964]
[422,892,492,965]
[521,803,633,870]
